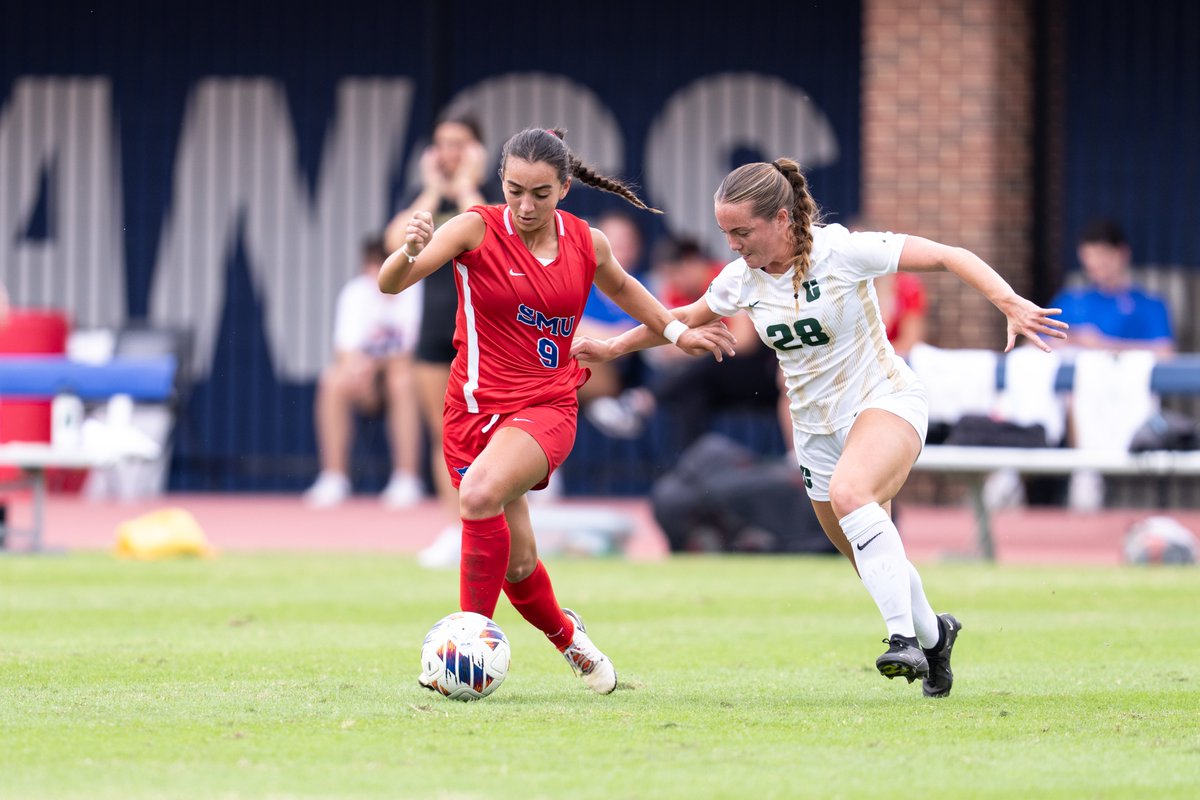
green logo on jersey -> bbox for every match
[802,279,821,302]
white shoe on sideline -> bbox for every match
[304,471,350,508]
[1068,469,1105,512]
[983,468,1025,510]
[381,472,424,508]
[584,388,653,439]
[561,608,617,694]
[417,525,461,569]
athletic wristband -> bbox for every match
[663,319,688,345]
[403,243,420,263]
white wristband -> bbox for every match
[663,319,688,345]
[403,243,420,263]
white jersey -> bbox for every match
[705,223,920,434]
[333,273,423,358]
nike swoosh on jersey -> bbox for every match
[509,268,526,277]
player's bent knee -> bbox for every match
[457,480,505,520]
[505,555,537,584]
[827,480,873,520]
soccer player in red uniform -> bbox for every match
[380,128,734,694]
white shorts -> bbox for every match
[790,381,929,501]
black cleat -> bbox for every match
[921,614,962,698]
[876,634,929,683]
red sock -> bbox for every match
[459,514,511,618]
[503,561,575,650]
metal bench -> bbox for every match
[911,445,1200,560]
[0,354,177,552]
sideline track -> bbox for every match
[1,493,1192,564]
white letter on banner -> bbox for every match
[645,72,839,260]
[148,77,414,380]
[437,72,623,186]
[0,77,126,327]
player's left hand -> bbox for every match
[675,321,737,361]
[1001,296,1069,352]
[571,336,616,364]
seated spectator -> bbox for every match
[1050,219,1175,509]
[1050,219,1174,358]
[304,236,425,508]
[578,211,650,412]
[588,237,779,458]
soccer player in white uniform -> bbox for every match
[573,159,1068,696]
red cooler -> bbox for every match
[0,310,86,489]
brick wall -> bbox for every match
[863,0,1034,350]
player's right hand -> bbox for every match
[405,211,434,256]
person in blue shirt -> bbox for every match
[1048,219,1174,510]
[1050,219,1174,358]
[577,211,650,433]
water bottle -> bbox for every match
[51,393,84,449]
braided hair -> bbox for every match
[714,159,821,310]
[499,128,661,214]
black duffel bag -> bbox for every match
[650,433,835,555]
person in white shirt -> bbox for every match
[305,236,425,508]
[573,159,1068,697]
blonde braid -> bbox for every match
[772,159,819,311]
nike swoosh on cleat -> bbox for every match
[856,532,884,551]
[509,268,526,276]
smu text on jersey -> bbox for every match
[516,304,577,338]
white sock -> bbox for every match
[907,561,940,649]
[840,502,914,639]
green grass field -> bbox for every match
[2,552,1198,799]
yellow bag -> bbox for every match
[114,508,215,560]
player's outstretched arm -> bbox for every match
[897,235,1069,353]
[584,227,733,362]
[572,297,730,363]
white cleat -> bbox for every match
[416,525,461,569]
[304,471,350,508]
[381,472,424,508]
[561,608,617,694]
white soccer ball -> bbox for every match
[420,611,511,701]
[1122,515,1198,565]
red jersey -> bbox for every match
[883,272,927,343]
[446,204,597,413]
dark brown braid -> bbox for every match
[500,127,661,213]
[715,159,822,311]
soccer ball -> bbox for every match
[1122,515,1198,565]
[420,611,511,701]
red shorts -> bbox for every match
[442,397,578,491]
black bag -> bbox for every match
[1129,410,1200,452]
[650,433,835,554]
[943,414,1049,448]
